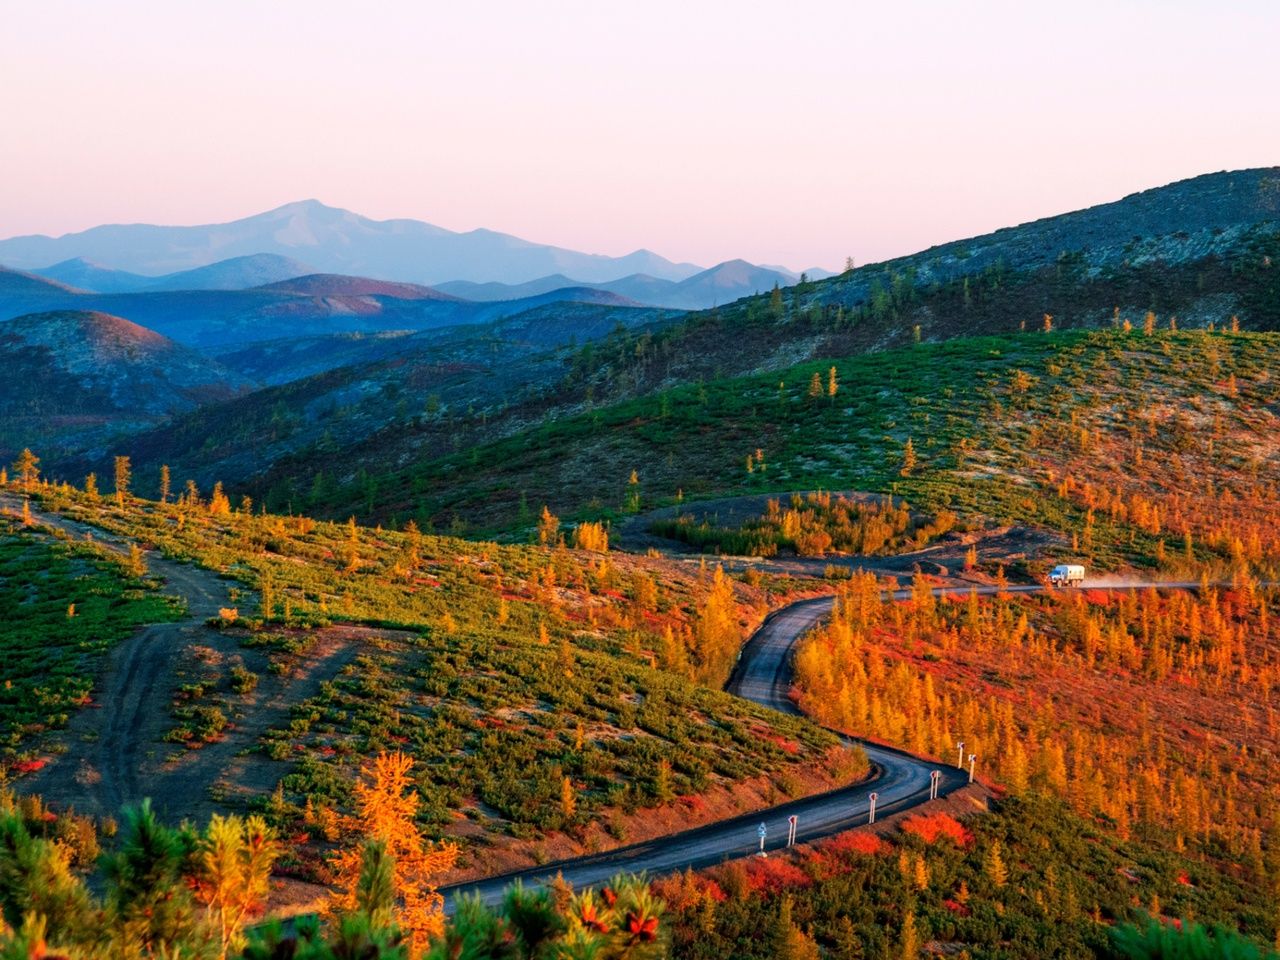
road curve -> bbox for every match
[2,496,1209,905]
[442,593,973,907]
[442,575,1225,906]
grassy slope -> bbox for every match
[22,489,853,849]
[298,328,1280,576]
[235,224,1280,524]
[0,517,184,759]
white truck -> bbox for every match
[1048,564,1086,588]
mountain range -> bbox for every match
[0,265,654,350]
[33,253,315,293]
[0,200,709,285]
[4,166,1280,501]
[436,259,803,310]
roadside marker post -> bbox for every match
[968,754,977,784]
[929,770,941,800]
[787,814,797,847]
[868,792,878,824]
[956,741,965,768]
[757,822,768,857]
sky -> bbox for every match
[2,1,1277,272]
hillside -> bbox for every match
[254,272,458,300]
[89,169,1253,517]
[279,327,1280,572]
[63,301,676,486]
[6,486,856,874]
[0,310,250,459]
[185,218,1273,528]
[0,199,706,284]
[10,169,1279,495]
[31,257,154,293]
[143,252,314,291]
[0,264,84,318]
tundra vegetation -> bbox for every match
[649,493,960,558]
[324,327,1280,581]
[0,484,859,868]
[4,322,1280,957]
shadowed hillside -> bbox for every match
[0,310,250,459]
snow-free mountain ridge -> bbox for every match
[0,200,708,286]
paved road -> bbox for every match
[442,595,975,907]
[0,495,1213,905]
[441,574,1227,906]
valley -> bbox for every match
[3,167,1280,958]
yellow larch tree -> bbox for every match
[331,751,458,957]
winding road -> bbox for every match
[441,594,974,907]
[443,574,1220,906]
[3,495,1210,906]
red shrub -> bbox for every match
[900,813,973,848]
[821,831,889,858]
[742,856,812,894]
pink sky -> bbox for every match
[2,1,1277,271]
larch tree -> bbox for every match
[12,449,38,490]
[572,521,609,552]
[807,372,823,399]
[827,366,838,399]
[900,438,917,477]
[694,566,740,683]
[538,505,560,546]
[193,814,281,958]
[626,470,641,513]
[159,464,171,503]
[770,895,820,960]
[331,752,458,957]
[125,543,147,578]
[113,455,131,507]
[769,283,784,319]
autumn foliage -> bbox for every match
[330,751,458,957]
[793,570,1280,856]
[900,813,973,848]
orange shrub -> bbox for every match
[900,813,973,848]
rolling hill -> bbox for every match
[0,269,663,353]
[57,299,677,488]
[0,199,706,285]
[0,310,250,460]
[32,253,313,293]
[141,253,314,291]
[31,258,155,293]
[253,272,459,300]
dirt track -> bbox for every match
[2,497,399,823]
